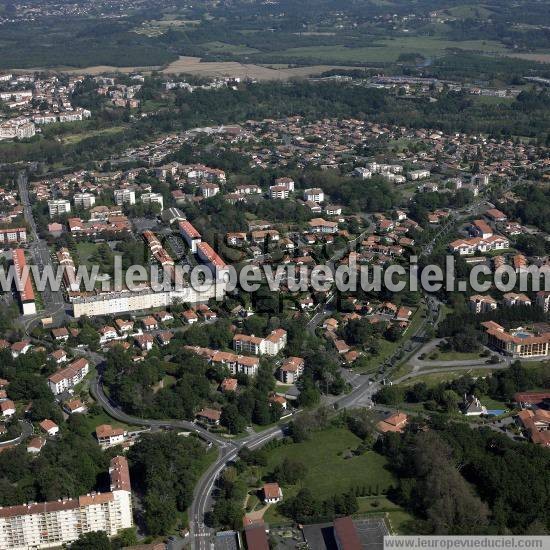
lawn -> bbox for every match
[75,241,98,267]
[62,126,127,145]
[261,428,395,501]
[434,350,485,361]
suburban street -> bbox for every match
[18,170,67,329]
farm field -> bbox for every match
[262,37,510,64]
[162,56,363,80]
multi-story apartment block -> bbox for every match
[179,221,202,253]
[278,356,305,384]
[71,285,222,318]
[303,188,324,203]
[196,242,228,279]
[269,185,290,199]
[0,228,27,245]
[273,177,294,191]
[0,117,35,141]
[233,329,287,356]
[73,193,96,209]
[48,199,71,218]
[12,249,36,316]
[141,192,164,210]
[308,218,338,234]
[469,294,498,314]
[185,346,260,376]
[113,188,136,206]
[47,358,89,395]
[0,456,133,550]
[407,169,431,180]
[536,291,550,313]
[56,247,79,292]
[483,321,550,359]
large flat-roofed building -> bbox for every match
[0,456,132,550]
[12,248,36,316]
[71,285,223,319]
[482,321,550,358]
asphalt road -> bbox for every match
[18,171,67,330]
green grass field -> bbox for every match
[262,428,395,501]
[435,350,485,361]
[201,41,261,55]
[62,126,126,145]
[264,37,509,64]
[75,241,98,267]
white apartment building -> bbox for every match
[0,227,26,245]
[71,285,223,318]
[308,218,338,234]
[0,456,133,550]
[113,188,136,206]
[274,177,294,191]
[48,199,71,218]
[47,358,89,395]
[141,192,164,210]
[407,169,431,180]
[0,117,35,141]
[269,185,290,199]
[233,329,287,356]
[353,167,372,179]
[303,188,324,203]
[200,184,220,198]
[73,193,96,209]
[279,356,305,384]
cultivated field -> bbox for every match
[507,53,550,64]
[162,56,363,80]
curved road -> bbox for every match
[0,420,33,449]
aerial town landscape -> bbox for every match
[0,1,549,550]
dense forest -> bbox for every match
[377,421,550,534]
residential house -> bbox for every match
[95,424,127,448]
[262,483,283,504]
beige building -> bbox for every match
[482,321,550,358]
[0,456,133,550]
